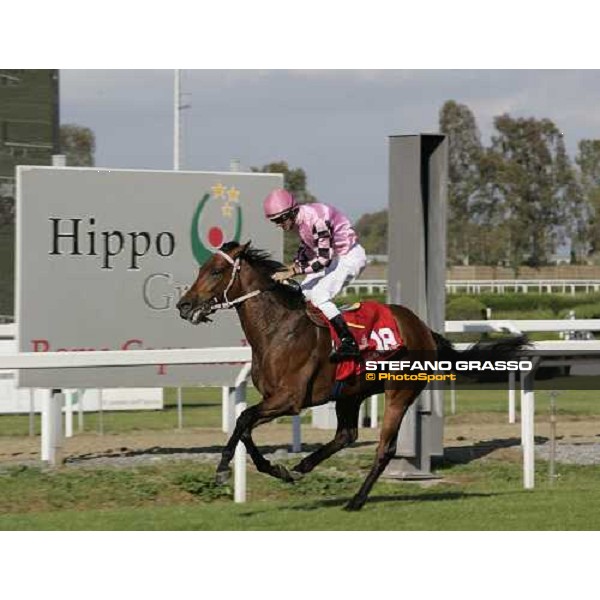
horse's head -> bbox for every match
[176,241,251,325]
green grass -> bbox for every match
[0,386,311,437]
[0,387,224,437]
[0,456,599,530]
[443,387,600,416]
[1,386,598,530]
[1,385,598,438]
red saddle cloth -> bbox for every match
[317,301,404,381]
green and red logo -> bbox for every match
[191,182,243,264]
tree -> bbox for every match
[575,139,600,257]
[354,210,387,254]
[251,161,317,260]
[439,100,483,265]
[479,114,581,269]
[60,124,95,166]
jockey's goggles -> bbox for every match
[269,210,294,225]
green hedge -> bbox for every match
[451,292,600,315]
[335,289,600,319]
[559,303,600,319]
[446,296,486,320]
[491,309,557,320]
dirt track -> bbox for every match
[2,414,600,468]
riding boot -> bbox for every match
[329,314,361,363]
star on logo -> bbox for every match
[221,203,234,218]
[227,186,240,202]
[211,182,227,199]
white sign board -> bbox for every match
[16,167,283,387]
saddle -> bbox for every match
[306,302,362,328]
[306,301,405,381]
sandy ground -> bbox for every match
[2,415,600,467]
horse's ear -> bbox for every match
[241,240,252,254]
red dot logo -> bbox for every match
[207,226,224,248]
[191,193,243,265]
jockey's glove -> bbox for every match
[272,265,297,282]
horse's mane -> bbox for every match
[221,241,305,309]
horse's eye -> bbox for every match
[211,269,223,277]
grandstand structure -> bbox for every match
[0,70,59,317]
[0,69,59,196]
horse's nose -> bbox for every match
[177,298,193,318]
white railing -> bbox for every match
[447,279,600,294]
[445,319,600,335]
[0,347,252,503]
[343,279,600,295]
[452,340,600,490]
[3,331,600,495]
[344,279,388,295]
[0,347,251,369]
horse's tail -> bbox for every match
[431,331,530,376]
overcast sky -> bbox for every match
[60,70,600,221]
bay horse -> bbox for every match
[176,241,526,511]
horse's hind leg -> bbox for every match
[290,398,361,476]
[344,385,423,511]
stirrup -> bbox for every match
[330,337,361,363]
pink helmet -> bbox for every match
[263,188,298,220]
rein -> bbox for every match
[201,249,301,321]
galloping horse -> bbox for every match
[177,241,526,511]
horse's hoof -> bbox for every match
[272,464,296,483]
[215,468,231,485]
[289,470,304,482]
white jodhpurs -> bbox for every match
[300,243,367,319]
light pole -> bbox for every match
[173,70,191,170]
[173,69,180,170]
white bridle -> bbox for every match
[208,250,262,311]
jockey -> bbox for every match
[263,188,367,362]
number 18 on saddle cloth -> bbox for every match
[322,301,404,381]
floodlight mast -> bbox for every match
[173,70,191,170]
[173,69,181,170]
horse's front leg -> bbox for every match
[215,404,260,484]
[240,417,300,483]
[215,397,299,485]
